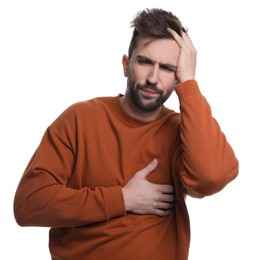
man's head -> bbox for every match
[122,8,186,114]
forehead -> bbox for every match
[132,37,180,65]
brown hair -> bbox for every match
[128,8,187,58]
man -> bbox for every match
[14,8,239,260]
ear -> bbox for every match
[122,54,129,77]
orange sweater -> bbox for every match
[14,80,238,260]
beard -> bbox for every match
[127,77,174,112]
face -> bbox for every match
[123,37,180,112]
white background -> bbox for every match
[1,0,253,259]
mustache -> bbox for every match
[136,83,163,94]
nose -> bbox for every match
[147,65,159,85]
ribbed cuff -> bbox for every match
[104,186,126,220]
[175,80,201,99]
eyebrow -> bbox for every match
[136,55,177,70]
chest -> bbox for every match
[70,117,179,188]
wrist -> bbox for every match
[122,187,131,212]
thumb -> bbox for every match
[139,159,158,178]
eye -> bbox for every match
[137,57,153,65]
[160,64,175,72]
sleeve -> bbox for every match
[175,80,239,198]
[13,107,126,228]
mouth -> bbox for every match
[139,87,161,98]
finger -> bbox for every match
[181,31,196,49]
[154,208,174,216]
[158,184,175,194]
[161,193,175,203]
[167,28,186,48]
[167,27,181,38]
[157,201,175,210]
[168,28,195,50]
[139,159,158,178]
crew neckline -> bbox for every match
[110,94,169,127]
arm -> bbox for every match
[14,121,174,227]
[14,127,125,228]
[176,80,239,198]
[169,29,239,197]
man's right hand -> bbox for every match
[122,159,175,216]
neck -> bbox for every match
[119,95,162,122]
